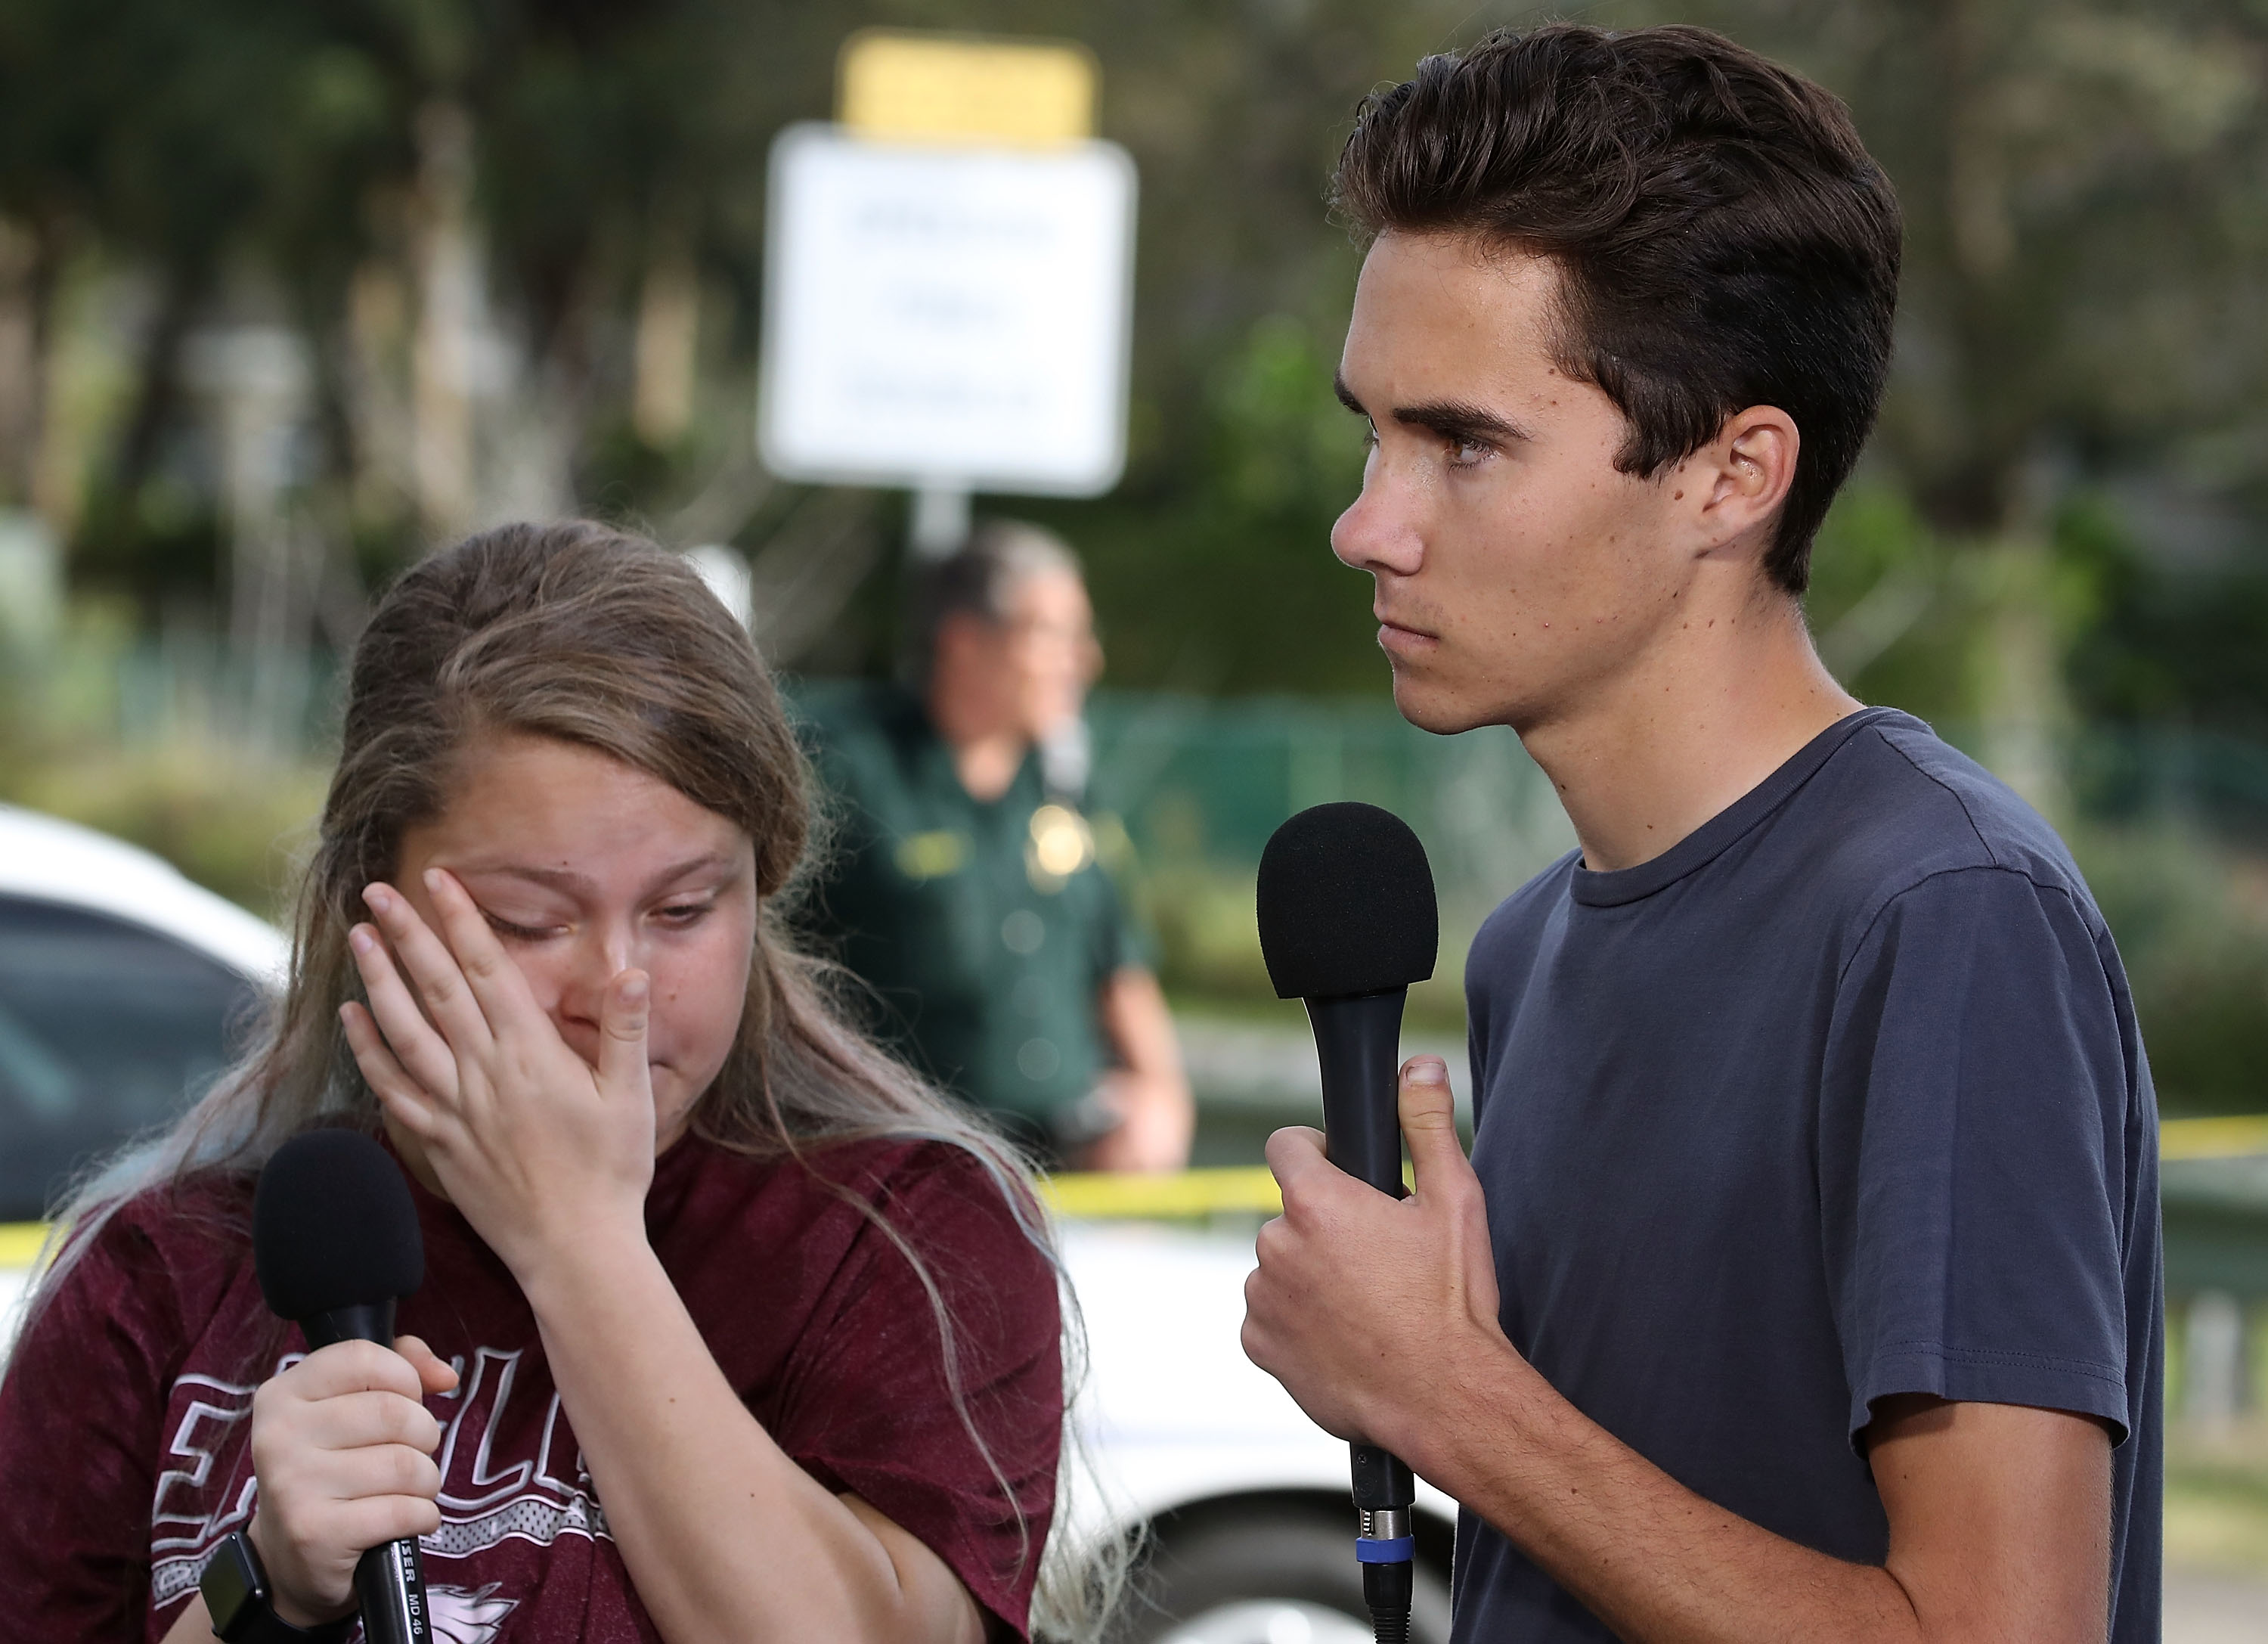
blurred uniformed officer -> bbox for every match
[801,520,1194,1171]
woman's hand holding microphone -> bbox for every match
[244,1337,459,1627]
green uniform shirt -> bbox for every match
[798,684,1143,1142]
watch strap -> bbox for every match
[200,1530,358,1644]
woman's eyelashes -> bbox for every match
[482,910,565,943]
[475,900,720,943]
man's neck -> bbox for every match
[1517,588,1862,873]
[925,684,1027,803]
[947,732,1026,803]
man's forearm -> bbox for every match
[1092,968,1194,1171]
[1245,1074,2114,1644]
[1390,1335,1924,1644]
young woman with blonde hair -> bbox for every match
[0,521,1067,1644]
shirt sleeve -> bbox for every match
[768,1146,1064,1639]
[0,1212,178,1640]
[1081,860,1147,982]
[1818,865,2139,1447]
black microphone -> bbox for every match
[1256,802,1439,1644]
[253,1129,434,1644]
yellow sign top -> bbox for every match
[838,30,1097,146]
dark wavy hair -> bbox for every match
[1333,23,1902,594]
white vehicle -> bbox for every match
[0,805,283,1232]
[0,805,1455,1643]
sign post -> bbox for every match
[758,33,1136,558]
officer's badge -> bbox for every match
[1025,803,1095,892]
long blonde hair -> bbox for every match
[22,520,1107,1633]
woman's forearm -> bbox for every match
[161,1601,220,1643]
[519,1236,981,1644]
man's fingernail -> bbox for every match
[621,973,649,1005]
[1406,1056,1448,1086]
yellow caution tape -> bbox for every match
[0,1224,52,1270]
[2160,1114,2268,1162]
[0,1116,2254,1257]
[1043,1166,1283,1220]
[1047,1117,2268,1221]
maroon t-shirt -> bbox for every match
[0,1133,1063,1642]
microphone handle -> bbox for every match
[355,1538,432,1644]
[1306,988,1410,1196]
[301,1301,435,1644]
[1304,990,1419,1643]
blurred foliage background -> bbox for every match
[9,0,2268,1558]
[8,0,2268,1120]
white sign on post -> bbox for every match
[758,123,1136,499]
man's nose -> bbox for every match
[1331,458,1426,578]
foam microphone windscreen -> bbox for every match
[253,1129,424,1321]
[1256,802,1439,1000]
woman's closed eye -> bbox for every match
[482,910,567,943]
[653,900,717,928]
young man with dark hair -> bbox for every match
[1241,24,2159,1643]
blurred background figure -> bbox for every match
[799,521,1193,1171]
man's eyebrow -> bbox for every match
[1331,371,1532,445]
[1392,398,1532,445]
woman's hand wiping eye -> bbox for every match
[338,867,658,1287]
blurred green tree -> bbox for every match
[11,0,2268,727]
[1693,0,2268,783]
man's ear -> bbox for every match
[1687,405,1799,557]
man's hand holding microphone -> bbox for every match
[1242,1053,1510,1459]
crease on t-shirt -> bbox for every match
[1832,866,2135,1447]
[1936,876,1974,1386]
[1831,867,2126,1172]
[1830,864,2087,996]
[1830,863,2012,1412]
[1873,724,2004,870]
[1867,732,2133,1015]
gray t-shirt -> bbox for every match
[1453,708,2161,1642]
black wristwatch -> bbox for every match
[200,1530,358,1644]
